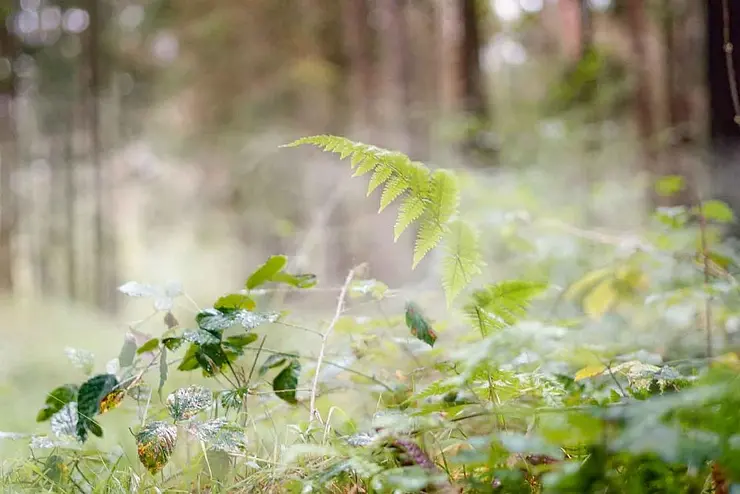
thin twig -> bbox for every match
[308,266,358,423]
[697,197,713,359]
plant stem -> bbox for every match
[309,267,358,423]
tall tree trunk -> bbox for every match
[0,6,18,294]
[707,0,740,223]
[377,0,409,152]
[341,0,375,138]
[578,0,593,58]
[460,0,488,125]
[626,0,659,204]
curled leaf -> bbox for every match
[404,302,437,347]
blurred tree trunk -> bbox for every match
[459,0,489,126]
[342,0,376,138]
[661,0,702,206]
[377,0,409,152]
[707,0,740,217]
[626,0,659,204]
[577,0,593,58]
[0,7,18,294]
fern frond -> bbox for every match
[413,218,446,269]
[464,281,546,336]
[427,169,460,226]
[442,220,485,306]
[367,165,394,196]
[394,196,426,241]
[379,176,409,212]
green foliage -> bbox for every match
[464,280,546,336]
[442,219,485,305]
[166,385,213,421]
[284,135,479,304]
[136,421,178,474]
[404,302,437,347]
[76,374,119,442]
[36,385,79,422]
[260,356,301,404]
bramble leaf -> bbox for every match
[405,302,437,347]
[166,385,213,421]
[136,421,178,474]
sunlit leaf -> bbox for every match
[64,347,95,376]
[188,418,247,454]
[183,328,221,345]
[118,281,158,297]
[136,421,178,474]
[273,360,301,404]
[350,279,389,300]
[574,365,607,381]
[214,293,256,311]
[655,175,685,197]
[178,344,200,371]
[76,374,119,442]
[271,272,318,289]
[166,385,213,421]
[99,389,125,414]
[136,338,160,354]
[196,308,237,332]
[404,302,437,347]
[235,310,280,330]
[583,279,618,319]
[698,200,735,223]
[37,384,79,423]
[246,255,287,290]
[50,402,78,439]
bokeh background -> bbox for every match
[1,0,740,455]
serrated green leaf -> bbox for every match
[258,353,291,377]
[137,338,160,354]
[214,293,256,311]
[246,255,287,290]
[404,302,437,347]
[273,360,301,404]
[442,220,484,306]
[394,195,426,241]
[379,176,409,212]
[188,418,246,454]
[183,328,221,345]
[196,308,237,332]
[220,388,247,410]
[464,281,546,336]
[76,374,119,442]
[136,421,178,474]
[412,218,445,268]
[37,385,79,422]
[162,337,183,351]
[235,310,280,330]
[166,385,213,421]
[367,165,394,195]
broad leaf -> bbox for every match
[405,302,437,347]
[196,308,237,332]
[50,402,78,439]
[178,344,201,371]
[37,385,79,422]
[118,335,138,368]
[166,385,213,421]
[136,338,160,354]
[273,360,301,404]
[655,175,685,197]
[136,421,178,474]
[118,281,158,297]
[271,272,317,289]
[162,337,183,351]
[65,348,94,376]
[258,354,291,377]
[224,333,258,350]
[698,200,735,223]
[183,328,221,346]
[188,418,247,454]
[76,374,119,442]
[214,293,256,311]
[246,255,287,289]
[235,310,280,330]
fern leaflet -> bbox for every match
[442,220,485,305]
[464,281,546,336]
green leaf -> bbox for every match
[441,220,485,306]
[183,328,221,346]
[464,281,546,336]
[166,385,213,421]
[350,279,389,300]
[37,385,79,422]
[224,333,259,349]
[118,335,138,368]
[76,374,119,442]
[235,310,280,330]
[271,272,318,289]
[394,195,426,241]
[187,418,246,454]
[214,293,256,311]
[50,402,78,438]
[246,255,287,290]
[196,308,237,332]
[367,165,394,195]
[413,218,445,269]
[220,389,247,410]
[698,200,735,223]
[655,175,685,197]
[379,176,409,212]
[273,360,301,404]
[583,279,618,319]
[258,354,291,377]
[162,337,183,351]
[137,338,160,354]
[178,345,200,371]
[194,344,231,376]
[158,349,168,399]
[404,302,437,347]
[136,421,178,474]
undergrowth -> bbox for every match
[2,138,740,493]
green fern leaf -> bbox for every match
[379,176,409,212]
[367,165,394,196]
[394,196,426,241]
[464,281,546,336]
[353,153,380,177]
[413,217,446,268]
[428,169,459,225]
[442,220,485,306]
